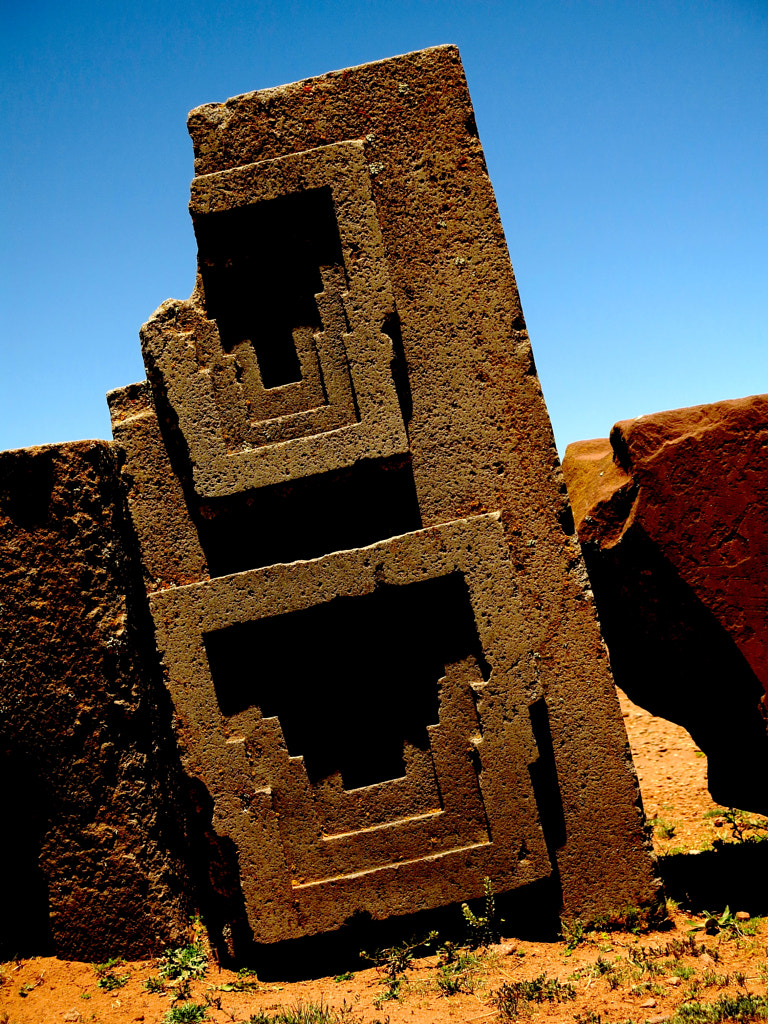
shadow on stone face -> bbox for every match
[0,448,55,529]
[0,751,53,959]
[582,526,768,815]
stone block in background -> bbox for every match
[112,43,659,951]
[0,441,192,959]
[563,394,768,814]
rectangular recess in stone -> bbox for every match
[141,141,408,499]
[196,186,341,394]
[150,513,551,943]
[196,455,422,577]
[203,572,488,790]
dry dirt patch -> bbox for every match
[3,689,768,1024]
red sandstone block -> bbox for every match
[563,394,768,813]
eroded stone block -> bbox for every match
[0,441,191,958]
[563,394,768,813]
[113,44,659,946]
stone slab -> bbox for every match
[114,44,660,946]
[563,394,768,813]
[0,441,192,958]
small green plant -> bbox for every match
[672,936,715,959]
[492,973,576,1019]
[673,964,697,980]
[333,972,354,983]
[737,915,763,936]
[92,957,130,991]
[627,945,664,974]
[435,950,481,996]
[213,967,260,993]
[723,808,768,842]
[173,978,193,1001]
[571,955,621,989]
[562,918,585,954]
[650,815,677,840]
[162,1003,208,1023]
[592,903,657,935]
[574,1014,603,1024]
[700,970,733,989]
[629,979,666,997]
[247,1000,379,1023]
[144,974,166,993]
[158,942,208,982]
[591,955,614,977]
[461,877,501,948]
[691,906,746,939]
[670,992,768,1022]
[362,932,436,1004]
[205,991,222,1011]
[635,935,712,961]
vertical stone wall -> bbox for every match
[0,441,191,959]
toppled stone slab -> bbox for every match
[0,441,192,959]
[563,394,768,813]
[114,43,659,949]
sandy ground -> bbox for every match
[3,688,768,1024]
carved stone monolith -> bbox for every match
[109,45,659,946]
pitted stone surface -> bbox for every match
[141,142,409,497]
[563,394,768,814]
[0,441,191,959]
[151,515,551,942]
[113,45,659,947]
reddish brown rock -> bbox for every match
[563,395,768,813]
[0,441,192,959]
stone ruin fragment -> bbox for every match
[0,46,658,961]
[563,394,768,815]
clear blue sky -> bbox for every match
[2,0,766,454]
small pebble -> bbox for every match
[495,943,517,956]
[640,997,658,1008]
[736,911,751,921]
[667,976,681,986]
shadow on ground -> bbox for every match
[660,841,768,914]
[247,876,563,982]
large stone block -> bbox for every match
[111,44,659,949]
[0,441,192,959]
[563,394,768,813]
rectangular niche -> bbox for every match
[196,187,342,391]
[141,141,411,499]
[150,513,552,942]
[203,572,490,791]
